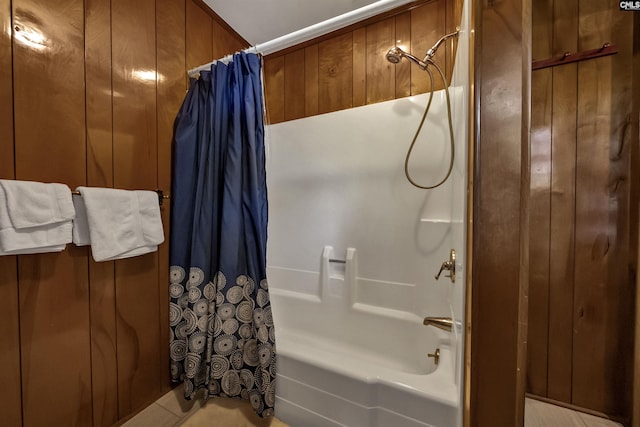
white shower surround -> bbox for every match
[265,2,469,425]
[266,89,464,427]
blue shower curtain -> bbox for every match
[168,52,275,417]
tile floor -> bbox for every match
[122,387,287,427]
[122,389,623,427]
[121,387,203,427]
[525,398,623,427]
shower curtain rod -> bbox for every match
[187,0,414,78]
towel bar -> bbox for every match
[71,189,170,206]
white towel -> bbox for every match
[76,187,164,262]
[0,180,75,227]
[0,180,74,255]
[71,194,91,246]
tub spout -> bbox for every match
[423,317,454,332]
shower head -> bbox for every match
[385,46,428,70]
[385,30,459,70]
[385,46,403,64]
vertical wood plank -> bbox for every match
[608,10,637,419]
[85,0,118,424]
[527,0,553,399]
[572,2,635,417]
[86,0,113,188]
[284,49,305,121]
[263,56,285,124]
[186,0,212,70]
[471,0,530,424]
[453,0,463,36]
[449,0,463,77]
[573,53,613,414]
[318,33,353,114]
[114,255,161,417]
[0,269,21,427]
[0,0,22,425]
[13,0,87,185]
[352,27,366,107]
[410,0,444,94]
[304,45,319,117]
[527,79,552,397]
[112,0,161,417]
[157,0,186,394]
[212,20,246,60]
[13,0,92,425]
[394,12,411,98]
[440,0,453,85]
[633,17,640,427]
[0,0,14,176]
[112,0,158,193]
[88,258,118,427]
[18,250,93,427]
[546,0,579,404]
[365,17,395,105]
[547,63,577,403]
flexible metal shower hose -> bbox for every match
[404,60,456,189]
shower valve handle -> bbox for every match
[427,348,440,365]
[435,249,456,283]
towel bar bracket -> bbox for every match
[155,189,169,206]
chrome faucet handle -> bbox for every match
[434,249,456,283]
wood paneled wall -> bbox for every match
[263,0,463,124]
[527,0,637,423]
[0,1,246,426]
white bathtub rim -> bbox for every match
[274,324,451,375]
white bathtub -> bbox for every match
[264,242,460,427]
[270,284,458,427]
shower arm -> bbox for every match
[423,30,459,63]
